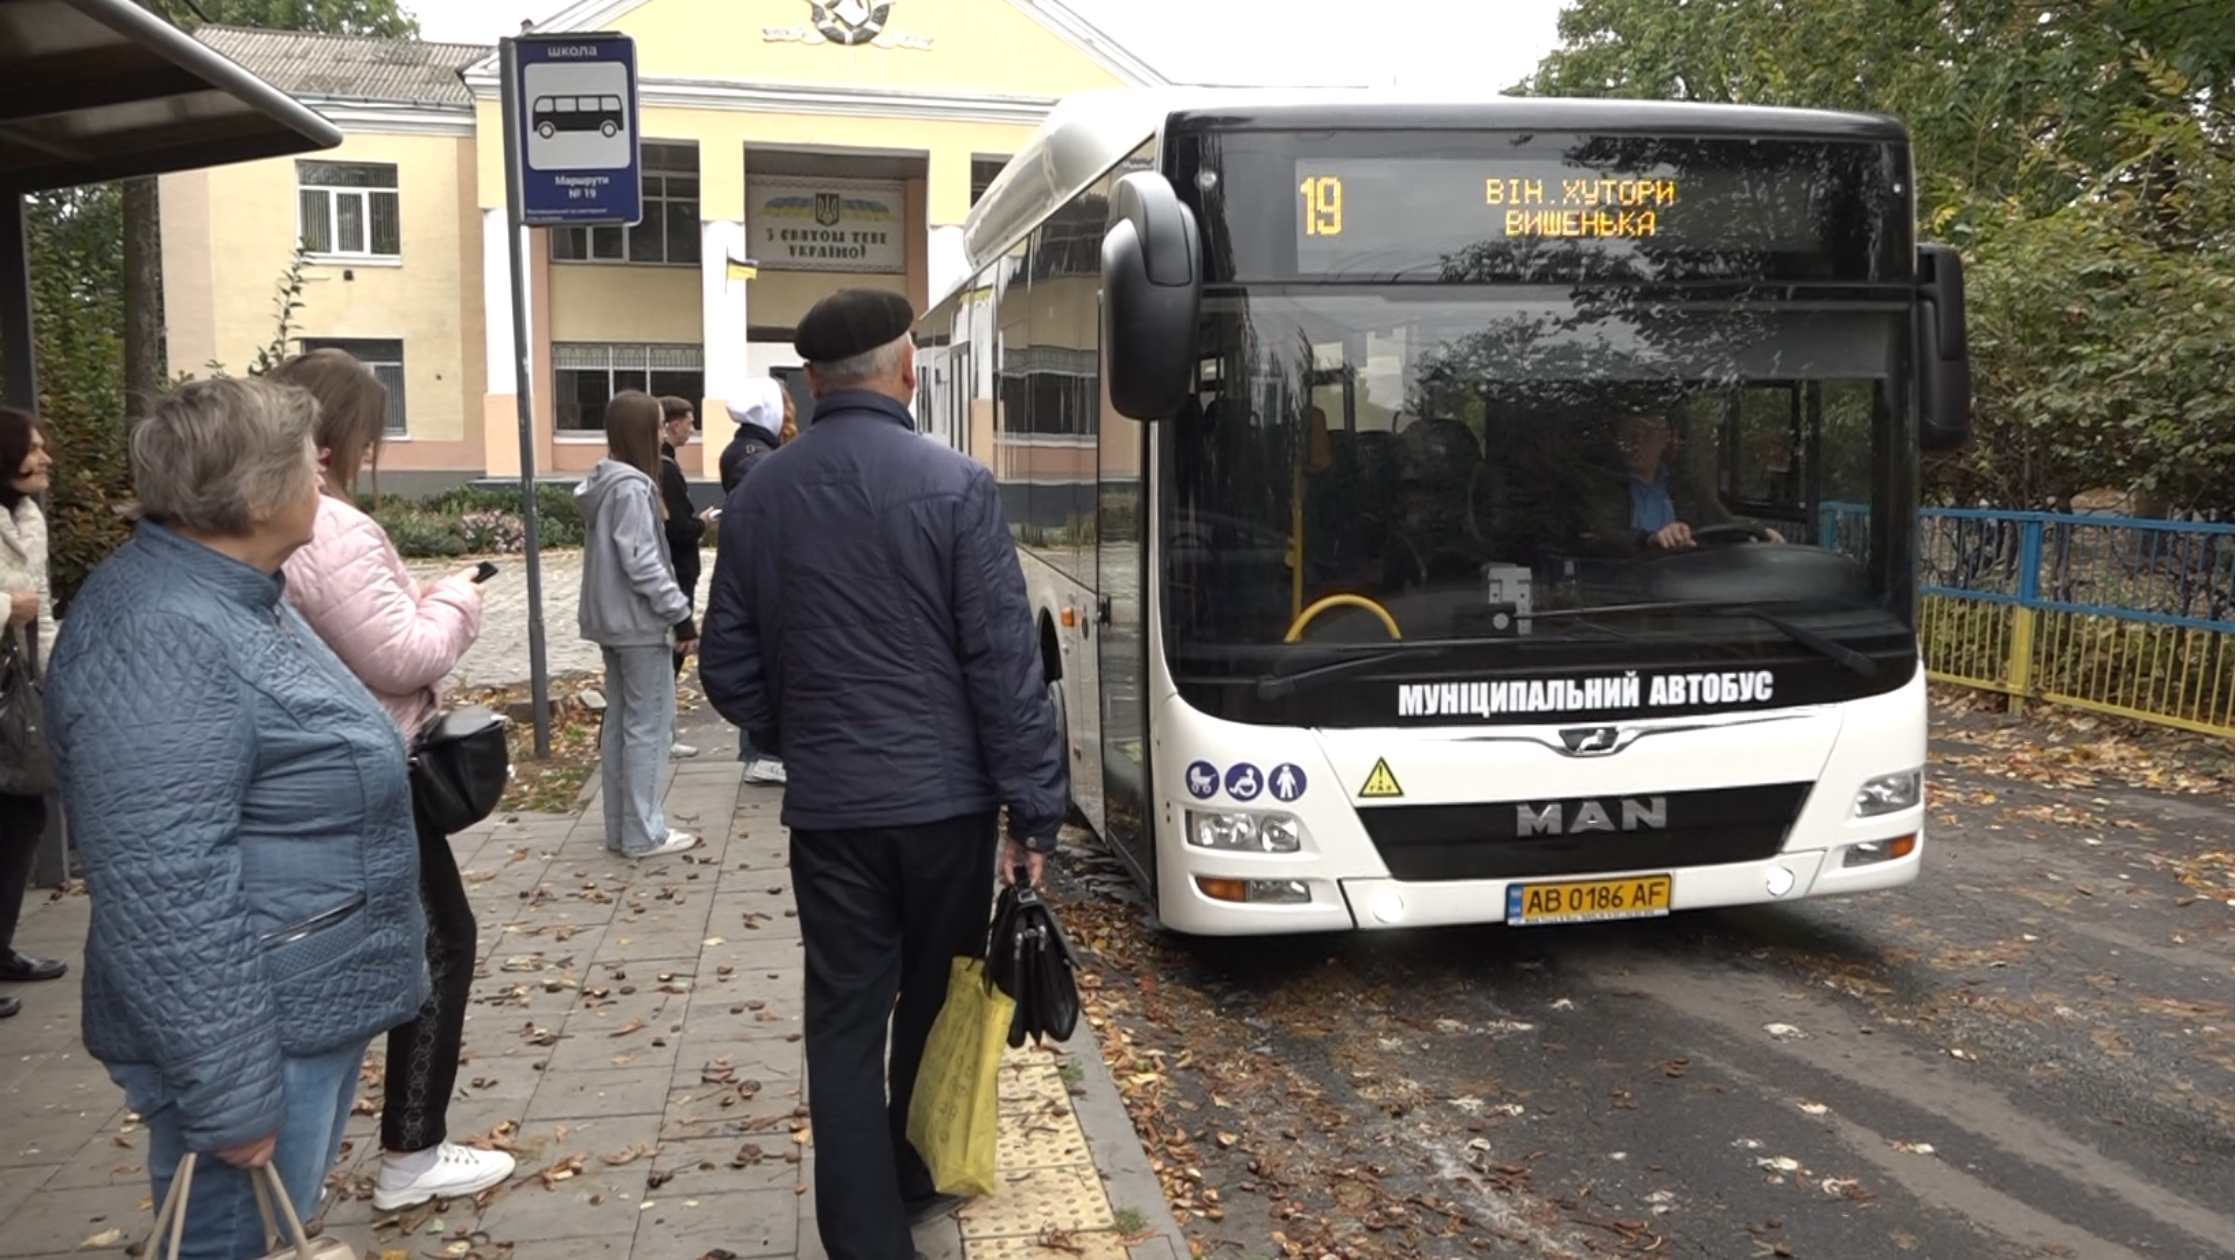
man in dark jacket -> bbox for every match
[700,289,1066,1260]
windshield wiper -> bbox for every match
[1527,600,1879,677]
[1252,640,1476,701]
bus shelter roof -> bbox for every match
[0,0,340,194]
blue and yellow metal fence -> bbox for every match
[1822,507,2234,736]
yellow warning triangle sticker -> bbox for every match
[1358,757,1403,799]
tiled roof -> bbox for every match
[193,25,488,110]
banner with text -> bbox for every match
[746,176,907,274]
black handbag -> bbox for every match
[984,872,1082,1048]
[407,706,510,834]
[0,625,52,797]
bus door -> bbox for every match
[1096,376,1154,883]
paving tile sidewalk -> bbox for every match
[0,708,1183,1260]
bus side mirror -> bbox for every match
[1101,171,1202,422]
[1916,243,1971,452]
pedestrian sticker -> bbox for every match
[1184,760,1220,800]
[1358,758,1404,799]
[1224,763,1264,802]
[1269,763,1307,802]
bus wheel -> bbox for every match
[601,121,618,137]
[1046,673,1091,830]
[537,122,555,139]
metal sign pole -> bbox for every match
[498,36,553,758]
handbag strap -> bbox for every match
[146,1152,196,1260]
[146,1154,317,1260]
[250,1161,320,1258]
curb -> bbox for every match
[1061,1018,1192,1260]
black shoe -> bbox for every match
[0,951,64,983]
[905,1193,967,1226]
[0,995,17,1018]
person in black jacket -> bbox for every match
[656,396,709,686]
[700,290,1066,1260]
[714,380,790,783]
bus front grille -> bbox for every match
[1356,784,1812,882]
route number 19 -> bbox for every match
[1299,175,1343,237]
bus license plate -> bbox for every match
[1505,874,1673,926]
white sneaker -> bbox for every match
[631,829,701,859]
[372,1142,516,1211]
[743,758,788,785]
[671,742,700,759]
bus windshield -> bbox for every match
[1163,287,1912,673]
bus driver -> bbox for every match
[1594,409,1780,552]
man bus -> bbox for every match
[917,90,1972,935]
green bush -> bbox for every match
[373,503,468,559]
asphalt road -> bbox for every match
[1050,720,2235,1260]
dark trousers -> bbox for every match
[790,813,997,1260]
[0,792,44,954]
[380,806,478,1153]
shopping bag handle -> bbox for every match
[144,1153,321,1260]
[146,1152,196,1260]
[250,1160,321,1258]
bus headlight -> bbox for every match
[1185,809,1304,854]
[1852,769,1922,817]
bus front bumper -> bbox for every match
[1336,840,1920,931]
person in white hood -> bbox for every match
[714,380,792,785]
[576,391,699,859]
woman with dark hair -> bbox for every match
[0,406,61,1020]
[269,348,514,1210]
[577,390,698,858]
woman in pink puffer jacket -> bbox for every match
[272,349,517,1212]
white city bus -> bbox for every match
[918,91,1973,934]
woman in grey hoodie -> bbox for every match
[577,391,699,858]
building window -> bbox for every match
[554,343,704,432]
[299,337,408,435]
[971,157,1009,208]
[551,142,701,266]
[298,162,400,259]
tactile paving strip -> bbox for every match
[995,1099,1093,1169]
[968,1233,1133,1260]
[957,1165,1115,1239]
[996,1062,1071,1108]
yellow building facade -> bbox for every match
[161,0,1162,492]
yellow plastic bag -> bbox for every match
[905,955,1016,1197]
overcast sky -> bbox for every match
[411,0,1570,92]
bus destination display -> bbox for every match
[1287,154,1839,278]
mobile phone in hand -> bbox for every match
[473,561,499,584]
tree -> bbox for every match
[112,0,420,416]
[29,0,419,609]
[1522,0,2234,515]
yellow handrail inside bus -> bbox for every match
[1284,594,1402,644]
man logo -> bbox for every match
[1517,797,1668,836]
[814,192,842,226]
[1558,725,1637,756]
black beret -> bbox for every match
[793,288,916,364]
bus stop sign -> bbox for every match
[512,35,641,226]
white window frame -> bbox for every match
[299,337,408,436]
[551,143,700,267]
[553,342,705,437]
[297,162,401,262]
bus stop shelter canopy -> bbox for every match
[1,0,339,887]
[0,0,341,194]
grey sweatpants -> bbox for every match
[599,643,675,854]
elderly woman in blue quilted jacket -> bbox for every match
[43,377,425,1259]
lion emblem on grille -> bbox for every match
[809,0,891,46]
